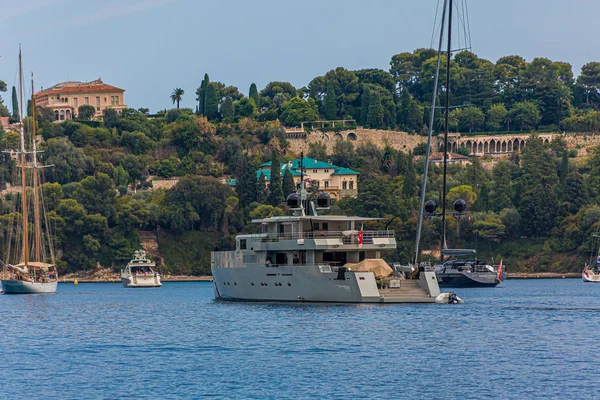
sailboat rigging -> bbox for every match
[1,47,58,294]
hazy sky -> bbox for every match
[1,0,598,113]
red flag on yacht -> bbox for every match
[584,269,589,278]
[498,260,503,283]
[358,224,364,248]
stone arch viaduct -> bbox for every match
[286,127,563,155]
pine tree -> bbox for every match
[221,97,234,121]
[324,83,337,120]
[359,87,370,126]
[249,83,260,109]
[406,100,423,133]
[205,83,219,121]
[268,151,284,206]
[282,169,295,198]
[367,91,384,129]
[11,86,19,121]
[402,151,417,199]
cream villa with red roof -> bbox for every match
[34,78,126,121]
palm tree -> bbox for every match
[171,88,184,109]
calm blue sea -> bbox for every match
[1,279,599,399]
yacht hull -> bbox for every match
[212,265,440,303]
[436,271,499,288]
[1,279,58,294]
[582,271,600,282]
[121,275,162,288]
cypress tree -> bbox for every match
[359,87,370,126]
[406,100,423,133]
[324,83,337,120]
[221,97,234,121]
[196,73,209,115]
[249,83,260,109]
[282,169,295,198]
[402,151,417,199]
[397,89,410,129]
[367,91,384,129]
[238,157,257,208]
[268,151,284,206]
[257,173,268,204]
[205,83,219,121]
[11,86,19,121]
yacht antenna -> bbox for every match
[440,0,453,264]
[414,0,448,265]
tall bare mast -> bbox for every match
[18,46,30,267]
[32,73,42,262]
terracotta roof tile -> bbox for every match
[34,82,124,98]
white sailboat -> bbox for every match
[1,48,59,294]
[583,235,600,283]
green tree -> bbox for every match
[509,101,541,130]
[77,105,96,120]
[256,172,268,203]
[221,97,234,121]
[366,91,384,129]
[324,83,338,120]
[280,97,319,126]
[359,87,371,126]
[458,106,485,133]
[11,86,19,122]
[170,88,184,109]
[268,151,283,206]
[402,152,417,199]
[486,103,508,131]
[307,142,327,161]
[234,98,257,118]
[238,157,258,208]
[282,169,295,197]
[205,83,219,120]
[249,83,260,109]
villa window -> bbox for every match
[96,96,100,106]
[84,97,89,105]
[60,110,65,121]
[349,181,354,189]
[115,96,119,105]
[342,181,347,189]
[325,169,329,173]
[324,181,329,188]
[313,169,317,173]
[73,97,78,108]
[240,239,247,250]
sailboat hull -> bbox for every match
[1,279,58,294]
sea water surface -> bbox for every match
[1,279,599,399]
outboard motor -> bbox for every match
[336,266,347,280]
[448,292,459,304]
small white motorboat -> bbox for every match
[121,250,162,288]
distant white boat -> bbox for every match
[121,250,162,288]
[583,235,600,283]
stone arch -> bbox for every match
[501,141,507,152]
[60,110,65,121]
[477,142,483,153]
[489,139,496,153]
[513,138,520,152]
[66,109,71,120]
[544,138,550,144]
[521,139,525,149]
[346,132,357,141]
[334,133,343,141]
[467,140,474,154]
[55,110,59,121]
[484,141,489,153]
[451,142,457,152]
[322,133,331,142]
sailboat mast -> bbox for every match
[414,0,448,265]
[18,47,30,267]
[440,0,453,263]
[32,74,42,262]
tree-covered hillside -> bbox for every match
[0,48,599,274]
